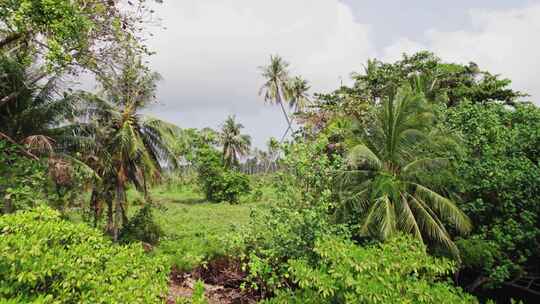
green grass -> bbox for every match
[69,176,278,271]
[131,184,262,271]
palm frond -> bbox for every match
[346,144,382,170]
[413,183,472,235]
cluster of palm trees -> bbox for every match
[219,116,251,168]
[2,42,471,255]
[1,50,178,239]
[259,55,311,143]
[240,137,280,174]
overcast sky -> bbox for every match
[144,0,540,148]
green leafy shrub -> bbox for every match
[446,102,540,287]
[0,141,49,213]
[119,204,164,245]
[234,196,349,294]
[0,206,168,303]
[192,280,208,304]
[266,235,478,304]
[196,146,250,203]
[173,280,208,304]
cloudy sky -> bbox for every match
[144,0,540,148]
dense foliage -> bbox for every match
[0,0,158,71]
[447,102,540,289]
[119,204,164,245]
[0,207,168,303]
[266,236,477,304]
[1,2,539,300]
[0,141,49,213]
[195,146,251,203]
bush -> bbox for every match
[0,206,168,303]
[119,204,164,245]
[446,102,540,287]
[266,235,478,304]
[0,141,49,213]
[196,147,250,203]
[232,194,349,294]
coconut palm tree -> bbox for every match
[72,91,177,239]
[0,54,79,156]
[338,85,471,256]
[285,75,311,113]
[259,55,293,142]
[219,116,251,168]
[68,52,177,239]
[265,137,280,172]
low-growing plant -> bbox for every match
[174,280,208,304]
[0,206,168,303]
[119,204,164,245]
[265,235,478,304]
[234,193,349,295]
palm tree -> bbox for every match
[338,85,471,256]
[265,137,280,172]
[69,53,177,239]
[285,75,311,113]
[259,55,293,142]
[0,54,79,156]
[219,115,251,168]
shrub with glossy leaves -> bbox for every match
[196,146,250,203]
[0,206,168,303]
[446,102,540,288]
[119,204,164,245]
[266,235,478,304]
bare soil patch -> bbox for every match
[167,258,261,304]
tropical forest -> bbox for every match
[1,1,540,303]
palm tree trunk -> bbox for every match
[113,182,125,241]
[276,86,293,131]
[106,190,114,236]
[90,188,100,228]
[279,125,291,144]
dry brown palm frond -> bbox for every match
[0,131,39,160]
[48,157,73,187]
[21,135,55,155]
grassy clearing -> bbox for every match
[129,184,264,271]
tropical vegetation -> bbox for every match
[1,1,539,303]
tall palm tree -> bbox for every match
[285,75,311,113]
[69,52,177,239]
[259,55,293,142]
[338,85,471,256]
[219,115,251,168]
[73,92,177,239]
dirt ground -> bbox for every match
[167,258,261,304]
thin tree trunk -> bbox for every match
[466,276,490,292]
[106,191,114,236]
[113,183,124,241]
[0,33,23,49]
[90,188,100,228]
[143,174,152,203]
[279,125,291,144]
[276,85,294,139]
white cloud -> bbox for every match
[146,0,374,147]
[383,3,540,102]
